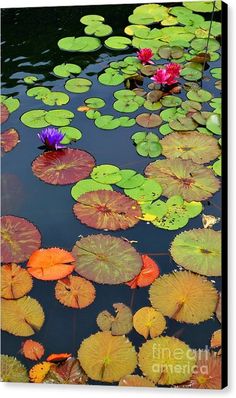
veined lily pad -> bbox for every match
[169,116,198,131]
[170,228,221,276]
[73,190,141,231]
[45,109,74,126]
[1,355,29,382]
[65,78,92,93]
[133,307,166,339]
[24,75,38,84]
[27,86,51,99]
[55,275,95,309]
[115,169,145,189]
[71,179,112,201]
[1,95,20,113]
[32,148,95,185]
[158,45,184,59]
[181,67,202,81]
[206,113,221,135]
[85,23,113,37]
[58,36,101,52]
[118,116,136,127]
[124,179,162,203]
[128,4,169,25]
[145,158,220,201]
[183,1,221,12]
[136,113,162,128]
[211,67,221,79]
[187,89,213,102]
[97,303,133,335]
[72,234,142,284]
[80,14,104,24]
[1,129,20,153]
[132,132,162,158]
[53,63,82,78]
[213,157,222,176]
[59,126,82,144]
[95,115,121,129]
[104,36,131,50]
[20,109,49,128]
[91,164,121,184]
[1,263,33,299]
[160,131,221,164]
[160,95,182,107]
[98,71,125,86]
[84,97,105,109]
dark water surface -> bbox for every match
[1,3,222,384]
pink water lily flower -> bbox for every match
[137,48,154,65]
[151,68,170,85]
[151,63,182,86]
[166,62,181,78]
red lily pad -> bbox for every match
[32,148,95,185]
[73,190,141,231]
[1,216,41,263]
[145,159,220,201]
[72,234,142,284]
[136,113,162,128]
[1,129,20,153]
[1,104,9,124]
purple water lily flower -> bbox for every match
[38,127,65,150]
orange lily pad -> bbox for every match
[27,248,75,280]
[126,255,160,289]
[21,339,45,361]
[133,307,166,339]
[46,353,72,363]
[55,275,95,308]
[1,263,33,299]
[1,129,20,153]
[210,329,222,348]
[29,362,52,383]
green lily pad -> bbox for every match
[124,179,162,203]
[160,96,182,108]
[132,132,162,158]
[187,89,212,102]
[85,23,113,37]
[91,165,122,184]
[53,63,82,78]
[158,45,184,59]
[23,75,38,84]
[128,4,169,25]
[160,107,182,122]
[180,67,202,81]
[115,169,145,189]
[95,115,121,130]
[59,126,82,144]
[183,1,221,13]
[191,38,220,52]
[211,68,221,79]
[141,200,167,218]
[181,100,202,112]
[20,109,49,128]
[80,14,105,25]
[45,109,74,127]
[58,36,101,52]
[98,71,125,86]
[206,113,221,135]
[136,113,162,128]
[176,13,204,27]
[41,91,70,106]
[86,110,101,120]
[1,95,20,113]
[113,99,139,113]
[170,228,221,276]
[85,97,105,109]
[65,78,92,93]
[71,179,113,201]
[27,86,51,100]
[169,116,198,131]
[117,117,136,127]
[213,157,221,176]
[159,124,173,135]
[104,36,131,50]
[209,98,221,114]
[144,100,162,111]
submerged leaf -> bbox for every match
[77,331,137,382]
[27,248,75,281]
[55,275,95,308]
[1,296,45,336]
[149,271,218,324]
[72,234,142,284]
[1,263,33,299]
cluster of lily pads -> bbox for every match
[1,1,223,389]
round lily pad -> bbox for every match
[91,164,122,184]
[98,72,125,86]
[160,96,182,107]
[181,67,202,81]
[65,78,92,93]
[211,68,221,79]
[27,86,51,100]
[213,157,221,176]
[128,4,169,25]
[85,97,105,109]
[24,76,38,84]
[59,126,82,144]
[1,95,20,113]
[45,109,74,127]
[115,169,145,189]
[145,158,221,201]
[170,228,221,276]
[158,45,183,59]
[53,63,82,78]
[86,110,101,119]
[183,1,221,12]
[72,234,142,284]
[80,14,105,25]
[118,117,136,127]
[104,36,131,50]
[71,179,113,201]
[187,89,212,102]
[95,115,121,130]
[58,36,101,52]
[206,113,221,135]
[42,91,70,106]
[169,116,198,131]
[85,23,113,37]
[124,179,162,202]
[20,109,49,128]
[136,113,162,128]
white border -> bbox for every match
[1,0,235,396]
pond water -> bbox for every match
[1,2,222,388]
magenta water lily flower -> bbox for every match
[151,62,182,86]
[38,127,65,150]
[137,48,154,65]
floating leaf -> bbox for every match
[65,78,92,93]
[21,109,49,128]
[115,169,145,189]
[1,95,20,113]
[105,36,131,50]
[32,148,95,185]
[160,96,182,107]
[125,179,162,203]
[27,86,51,100]
[27,248,75,280]
[45,357,88,384]
[29,362,52,383]
[132,132,162,158]
[80,14,104,24]
[187,89,212,102]
[119,375,155,387]
[58,36,101,52]
[1,296,45,336]
[179,351,221,389]
[118,116,136,127]
[73,190,141,231]
[126,255,160,289]
[77,331,137,382]
[136,113,162,128]
[1,104,9,124]
[1,215,41,263]
[128,4,169,25]
[72,234,142,284]
[158,45,184,59]
[1,355,29,382]
[97,303,133,335]
[59,126,82,144]
[133,307,166,339]
[46,353,72,363]
[149,271,218,324]
[160,131,220,164]
[181,67,202,81]
[71,179,112,201]
[169,116,198,131]
[170,229,221,276]
[211,329,221,348]
[183,1,221,12]
[24,75,38,84]
[85,23,113,37]
[95,115,121,129]
[138,336,196,385]
[211,67,221,79]
[1,129,20,153]
[206,113,221,135]
[53,63,82,78]
[84,97,105,109]
[91,164,121,184]
[1,263,33,299]
[22,340,45,361]
[41,91,70,106]
[55,275,95,308]
[145,159,220,201]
